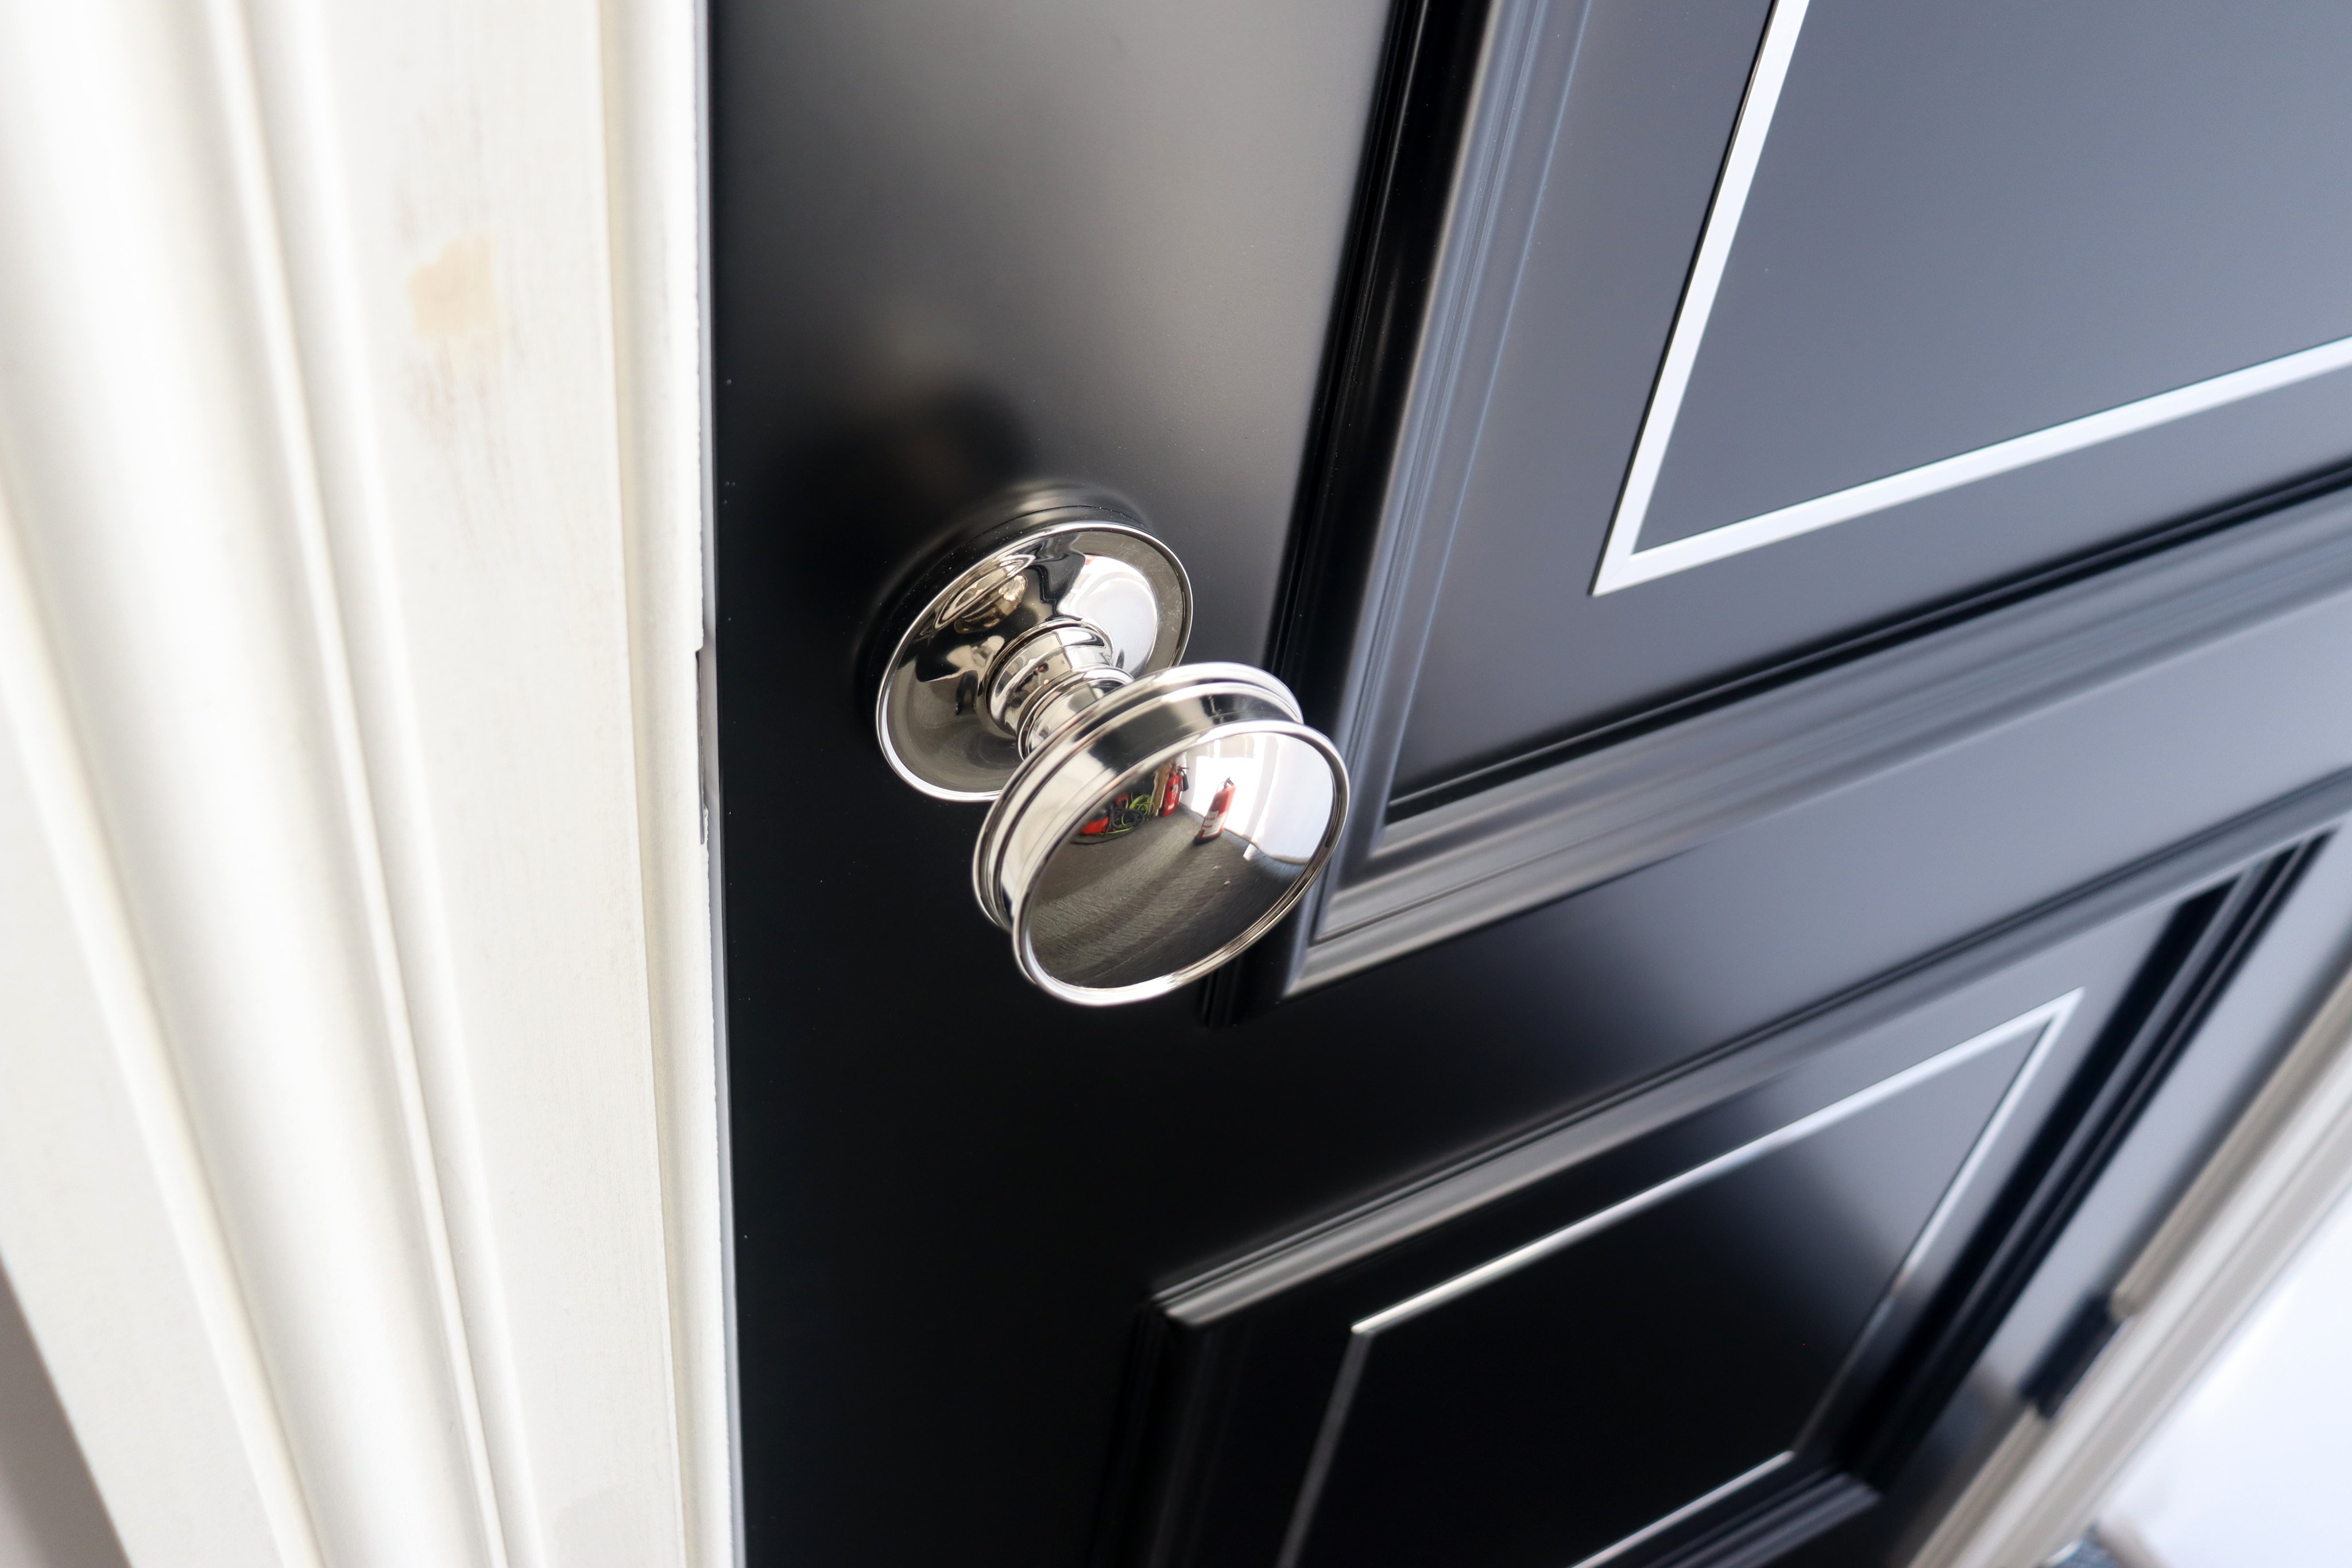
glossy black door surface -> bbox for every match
[711,2,2352,1565]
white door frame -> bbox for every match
[0,1,727,1564]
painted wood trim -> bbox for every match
[0,463,317,1568]
[0,1,723,1564]
[599,0,738,1561]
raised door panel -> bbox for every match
[1104,801,2352,1568]
[1295,1010,2048,1568]
[1360,0,2352,797]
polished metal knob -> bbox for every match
[876,497,1347,1005]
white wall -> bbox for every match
[2098,1186,2352,1568]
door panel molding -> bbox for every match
[1244,0,2352,1006]
[1909,948,2352,1568]
[1848,840,2322,1483]
[1187,765,2352,1326]
[1107,784,2352,1567]
[1297,479,2352,992]
[1568,1455,1800,1568]
[1352,997,2076,1336]
[1276,996,2076,1568]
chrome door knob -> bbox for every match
[876,497,1347,1005]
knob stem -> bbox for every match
[985,618,1135,754]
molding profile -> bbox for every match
[1302,481,2352,993]
[1270,0,2352,1004]
[0,2,723,1565]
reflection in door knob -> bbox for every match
[875,500,1347,1005]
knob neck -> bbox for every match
[984,619,1135,755]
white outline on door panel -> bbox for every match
[1589,0,2352,595]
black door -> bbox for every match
[711,2,2352,1565]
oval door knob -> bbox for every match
[875,497,1348,1005]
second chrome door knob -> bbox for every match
[875,494,1347,1005]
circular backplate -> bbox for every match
[875,506,1192,800]
[972,664,1349,1006]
